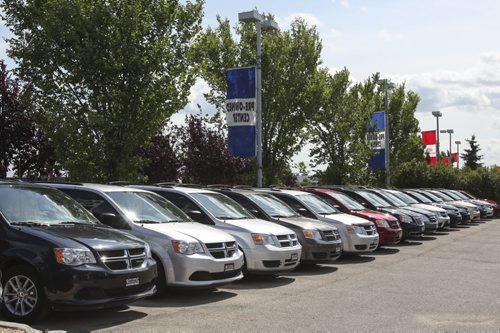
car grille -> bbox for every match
[205,241,237,259]
[439,211,448,217]
[388,220,400,229]
[413,216,424,226]
[362,224,377,235]
[98,248,147,271]
[429,215,437,223]
[276,234,299,247]
[321,229,341,242]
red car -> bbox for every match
[302,188,403,245]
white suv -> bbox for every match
[135,185,302,273]
[46,183,244,291]
[259,189,379,254]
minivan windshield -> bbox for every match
[405,191,432,203]
[0,186,99,225]
[107,191,191,223]
[441,191,461,200]
[297,194,338,215]
[248,194,299,218]
[391,191,419,204]
[421,191,443,202]
[191,193,253,220]
[431,191,453,202]
[377,191,407,207]
[329,192,365,211]
[357,191,392,208]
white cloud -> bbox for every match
[340,1,350,8]
[360,6,368,12]
[281,13,322,28]
[480,51,500,64]
[377,29,403,42]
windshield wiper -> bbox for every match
[167,219,186,223]
[216,216,244,220]
[272,215,295,218]
[137,220,162,224]
[56,221,92,226]
[10,221,51,227]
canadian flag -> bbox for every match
[422,130,437,164]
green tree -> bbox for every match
[307,68,375,184]
[461,134,483,170]
[193,15,323,185]
[2,0,203,181]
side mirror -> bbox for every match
[186,210,204,221]
[94,212,128,229]
[297,208,316,219]
[333,205,341,209]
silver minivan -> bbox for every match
[134,185,303,273]
[46,183,244,291]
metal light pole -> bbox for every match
[383,79,395,188]
[239,10,278,188]
[455,140,461,168]
[432,111,442,162]
[440,129,454,166]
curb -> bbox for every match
[0,321,41,333]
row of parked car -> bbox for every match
[0,180,497,323]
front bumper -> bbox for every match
[342,233,379,254]
[448,214,462,227]
[378,228,403,245]
[167,251,244,287]
[300,239,342,263]
[424,222,439,234]
[437,216,450,229]
[45,259,157,310]
[400,222,424,238]
[244,244,302,273]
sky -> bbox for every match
[1,0,500,170]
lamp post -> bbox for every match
[432,111,442,162]
[440,129,454,166]
[455,140,461,168]
[383,79,395,188]
[238,10,278,188]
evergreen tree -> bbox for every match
[461,134,483,170]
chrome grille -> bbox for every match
[362,224,377,235]
[206,241,237,259]
[322,230,340,242]
[99,248,147,271]
[276,234,299,247]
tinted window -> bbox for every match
[247,194,298,218]
[328,192,365,210]
[357,191,392,208]
[296,194,338,215]
[191,193,253,220]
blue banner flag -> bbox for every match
[367,111,386,169]
[226,67,257,157]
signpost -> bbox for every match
[225,67,257,157]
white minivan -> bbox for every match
[134,185,302,273]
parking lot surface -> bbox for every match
[25,219,500,332]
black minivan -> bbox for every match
[0,182,157,323]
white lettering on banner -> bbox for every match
[366,132,385,149]
[225,98,257,127]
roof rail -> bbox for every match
[233,185,254,190]
[107,181,145,186]
[35,180,83,186]
[206,184,232,189]
[155,182,180,187]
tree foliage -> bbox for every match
[2,0,204,181]
[139,133,180,183]
[461,134,483,170]
[193,15,323,185]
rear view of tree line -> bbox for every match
[1,2,495,190]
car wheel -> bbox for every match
[152,256,167,297]
[1,265,49,323]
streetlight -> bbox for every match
[440,129,454,166]
[383,79,395,188]
[431,111,442,162]
[455,140,461,168]
[238,10,278,188]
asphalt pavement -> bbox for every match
[26,218,500,332]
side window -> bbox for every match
[61,189,128,229]
[229,195,263,219]
[157,192,213,225]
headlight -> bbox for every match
[374,219,389,228]
[252,233,275,245]
[144,242,152,258]
[346,225,364,234]
[303,229,322,239]
[171,240,204,255]
[53,248,96,266]
[397,214,412,223]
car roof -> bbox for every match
[258,188,310,196]
[44,182,151,193]
[139,185,215,195]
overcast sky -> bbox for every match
[2,0,499,169]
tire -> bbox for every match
[151,256,167,297]
[1,265,49,323]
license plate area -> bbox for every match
[224,263,235,272]
[125,277,140,287]
[291,253,299,261]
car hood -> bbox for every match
[20,224,144,250]
[399,206,433,217]
[141,222,235,243]
[353,209,397,221]
[322,213,372,226]
[411,203,445,212]
[275,216,338,231]
[450,201,478,208]
[223,218,294,235]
